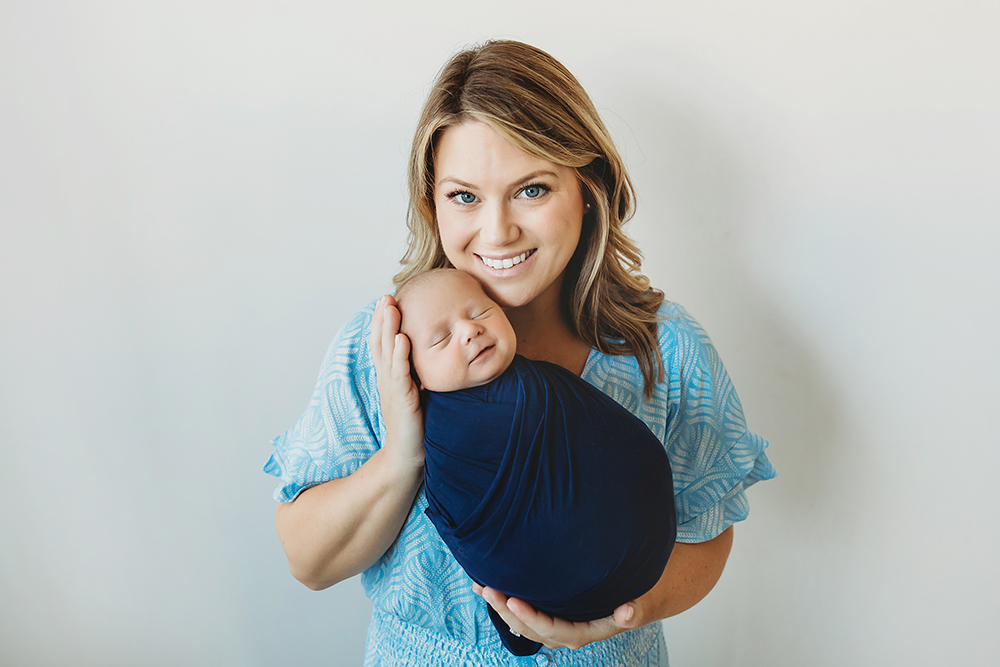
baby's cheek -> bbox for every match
[409,351,429,384]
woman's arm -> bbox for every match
[274,295,426,590]
[629,526,734,621]
[275,449,423,590]
[476,527,734,650]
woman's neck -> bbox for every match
[504,286,591,376]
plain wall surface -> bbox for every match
[2,1,998,665]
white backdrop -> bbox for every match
[2,1,998,665]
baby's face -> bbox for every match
[399,271,517,392]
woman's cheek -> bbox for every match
[442,228,476,267]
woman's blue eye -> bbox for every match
[457,192,477,204]
[518,184,547,199]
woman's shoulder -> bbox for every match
[335,298,378,342]
[302,298,381,400]
[658,301,724,376]
[656,300,708,341]
[319,299,378,361]
[583,300,719,398]
[653,299,722,365]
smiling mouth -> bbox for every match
[471,344,495,363]
[478,249,536,270]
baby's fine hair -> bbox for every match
[393,268,485,311]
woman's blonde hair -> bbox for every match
[396,40,665,398]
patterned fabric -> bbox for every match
[364,608,668,666]
[264,299,776,667]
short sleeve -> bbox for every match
[263,302,383,503]
[581,301,775,544]
[658,304,776,543]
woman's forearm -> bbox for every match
[274,447,424,591]
[640,526,734,621]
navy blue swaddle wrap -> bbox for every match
[423,355,677,656]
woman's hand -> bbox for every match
[473,584,642,651]
[472,528,734,651]
[370,294,425,471]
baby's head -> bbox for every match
[396,269,516,392]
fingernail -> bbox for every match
[624,605,634,622]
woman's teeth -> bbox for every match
[481,250,533,270]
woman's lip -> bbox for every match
[477,249,535,262]
[475,249,536,274]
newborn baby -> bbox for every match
[395,269,676,656]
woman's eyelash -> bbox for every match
[446,183,550,202]
[446,190,477,204]
[516,182,551,198]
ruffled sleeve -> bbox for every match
[263,301,383,503]
[582,301,775,544]
[656,303,776,542]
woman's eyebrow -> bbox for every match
[437,176,477,189]
[512,170,558,185]
[436,170,559,190]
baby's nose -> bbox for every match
[461,321,484,342]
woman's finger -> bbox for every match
[485,588,623,651]
[505,596,558,641]
[381,299,401,368]
[391,333,412,382]
[481,588,538,642]
[612,600,638,628]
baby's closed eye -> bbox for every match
[430,332,452,347]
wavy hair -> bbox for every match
[395,40,665,398]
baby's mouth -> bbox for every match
[478,249,536,270]
[471,344,495,363]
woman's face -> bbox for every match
[432,121,585,311]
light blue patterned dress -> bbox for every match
[264,300,776,667]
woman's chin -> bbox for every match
[492,278,565,315]
[480,284,535,310]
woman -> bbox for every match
[266,40,775,666]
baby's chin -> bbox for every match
[421,369,505,394]
[471,352,516,387]
[434,375,499,393]
[417,372,482,393]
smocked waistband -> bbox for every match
[363,609,666,667]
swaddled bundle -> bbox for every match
[423,354,677,656]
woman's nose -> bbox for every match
[479,202,519,246]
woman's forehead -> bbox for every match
[434,122,571,188]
